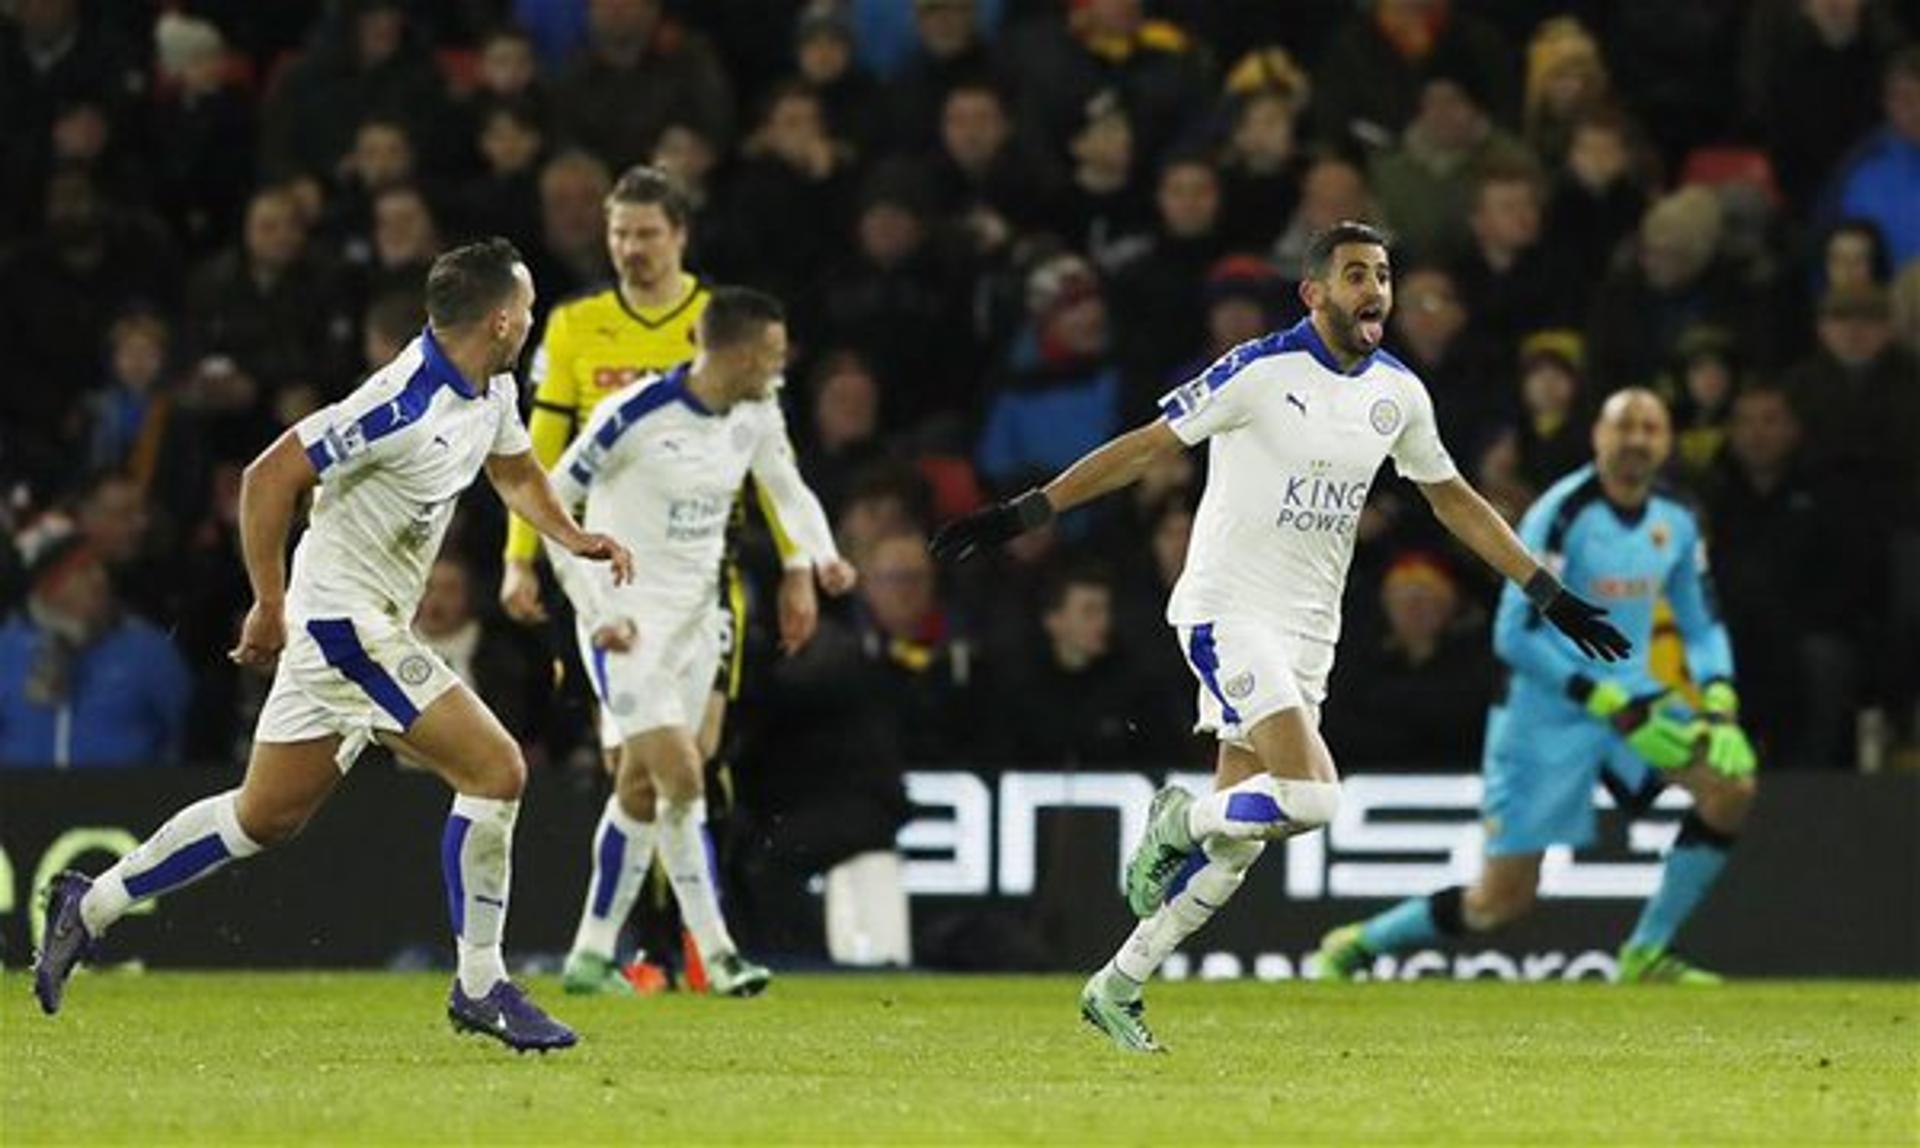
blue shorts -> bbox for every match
[1480,700,1669,856]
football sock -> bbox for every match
[1185,773,1341,843]
[1360,885,1467,956]
[656,796,736,962]
[82,789,262,935]
[1627,814,1734,951]
[1104,838,1267,997]
[569,795,657,961]
[444,794,517,997]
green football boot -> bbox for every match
[1078,974,1165,1054]
[1617,944,1723,985]
[561,951,636,996]
[1313,923,1373,982]
[708,952,773,998]
[1123,786,1198,917]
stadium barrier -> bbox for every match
[1,768,1913,977]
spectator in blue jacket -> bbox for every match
[0,519,190,768]
[1829,47,1920,267]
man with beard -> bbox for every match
[930,222,1629,1051]
[1318,390,1760,985]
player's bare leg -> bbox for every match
[1619,762,1755,983]
[564,739,659,995]
[37,736,341,1015]
[631,724,768,997]
[389,683,575,1051]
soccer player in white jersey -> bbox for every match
[546,287,855,997]
[32,239,634,1053]
[931,222,1631,1052]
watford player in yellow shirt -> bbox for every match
[499,170,823,992]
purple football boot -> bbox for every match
[34,871,99,1016]
[448,980,578,1053]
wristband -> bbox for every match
[1523,568,1564,611]
[1013,489,1055,530]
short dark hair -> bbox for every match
[1304,220,1391,280]
[1041,560,1112,615]
[424,237,523,328]
[699,286,786,350]
[606,164,690,228]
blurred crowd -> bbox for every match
[1,0,1917,794]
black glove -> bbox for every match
[1526,569,1632,662]
[928,489,1054,563]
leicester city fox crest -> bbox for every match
[1368,397,1402,436]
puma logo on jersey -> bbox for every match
[1286,393,1307,416]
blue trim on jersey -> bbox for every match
[308,332,475,475]
[304,438,335,474]
[589,820,625,918]
[1288,316,1379,377]
[569,365,704,486]
[1186,623,1241,725]
[442,814,472,936]
[305,618,422,728]
[122,833,230,899]
[418,326,479,399]
[589,645,611,702]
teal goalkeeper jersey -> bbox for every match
[1493,464,1734,712]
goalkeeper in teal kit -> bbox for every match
[1319,389,1759,983]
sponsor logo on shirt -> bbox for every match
[666,493,731,541]
[1275,462,1369,534]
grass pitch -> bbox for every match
[2,973,1915,1145]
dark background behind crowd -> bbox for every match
[1,0,1916,826]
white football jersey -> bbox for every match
[550,364,838,622]
[1161,317,1457,643]
[289,330,532,622]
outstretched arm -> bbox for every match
[229,429,320,667]
[1419,475,1631,662]
[931,421,1184,562]
[485,450,633,585]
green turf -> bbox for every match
[3,973,1916,1145]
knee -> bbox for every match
[235,802,308,849]
[471,741,527,801]
[650,755,704,805]
[1698,774,1757,829]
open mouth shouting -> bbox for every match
[1353,300,1386,349]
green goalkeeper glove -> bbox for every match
[1571,678,1699,771]
[1698,681,1758,779]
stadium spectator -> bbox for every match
[414,556,549,760]
[1707,384,1868,767]
[853,530,986,765]
[1784,283,1920,517]
[551,0,736,173]
[977,252,1122,492]
[1829,46,1920,267]
[814,166,974,437]
[1001,0,1214,167]
[183,183,354,406]
[882,0,999,152]
[1322,552,1493,769]
[1542,106,1653,288]
[527,149,612,309]
[1054,90,1155,269]
[455,98,546,254]
[1741,0,1908,211]
[0,517,190,768]
[1508,329,1593,495]
[724,81,858,301]
[1217,86,1307,253]
[1369,72,1536,266]
[358,183,443,309]
[1174,255,1292,379]
[148,13,254,257]
[1522,17,1610,169]
[1313,0,1518,153]
[793,2,887,159]
[1664,326,1745,485]
[1108,154,1229,384]
[258,0,456,182]
[985,562,1167,765]
[1586,186,1771,391]
[1599,0,1745,169]
[1385,265,1506,460]
[85,311,199,506]
[925,78,1058,257]
[1270,154,1376,281]
[1451,162,1582,364]
[71,470,173,625]
[799,349,888,516]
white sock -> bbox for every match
[1104,837,1266,995]
[82,789,262,935]
[1185,773,1340,843]
[655,796,736,963]
[445,794,518,997]
[569,795,658,961]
